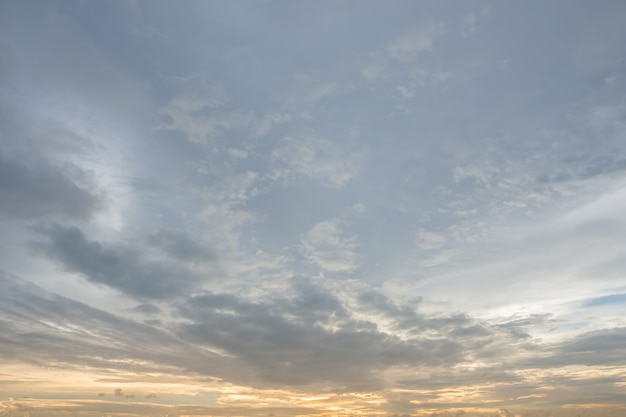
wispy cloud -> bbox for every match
[300,219,359,273]
[271,136,365,188]
[387,22,446,62]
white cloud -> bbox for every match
[387,22,445,62]
[453,164,493,185]
[360,53,389,82]
[157,81,291,145]
[158,86,290,144]
[300,219,359,273]
[251,112,291,137]
[199,171,260,251]
[416,230,446,250]
[271,136,365,188]
[227,249,292,283]
[348,203,367,217]
[394,68,455,99]
[557,184,626,231]
[412,185,626,330]
[418,249,456,268]
[227,147,249,159]
[464,13,477,35]
[158,96,253,144]
[587,104,625,131]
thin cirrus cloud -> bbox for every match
[387,21,446,62]
[1,1,626,416]
[271,136,366,189]
[300,219,360,273]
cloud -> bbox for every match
[0,143,103,221]
[464,13,477,35]
[177,290,461,388]
[156,79,251,144]
[416,231,446,250]
[0,269,217,375]
[4,267,616,408]
[300,219,359,273]
[551,327,626,367]
[4,2,626,413]
[251,112,292,137]
[174,277,514,389]
[148,229,215,264]
[0,397,321,417]
[128,303,162,315]
[30,225,207,300]
[387,22,445,62]
[196,171,261,251]
[271,136,365,188]
[158,100,253,145]
[1,269,502,393]
[157,77,290,145]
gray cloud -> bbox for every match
[30,225,207,300]
[510,327,626,373]
[495,314,555,339]
[0,269,508,393]
[128,303,162,315]
[0,269,217,374]
[355,289,499,355]
[0,146,103,220]
[554,327,626,366]
[0,90,105,222]
[148,229,215,263]
[175,278,511,389]
[3,1,626,411]
[0,398,320,417]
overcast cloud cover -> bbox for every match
[1,1,626,416]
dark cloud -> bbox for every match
[538,152,626,186]
[357,290,423,329]
[520,327,626,369]
[0,146,103,220]
[30,225,206,299]
[1,264,285,394]
[128,303,162,315]
[0,269,227,377]
[557,327,626,366]
[175,278,507,388]
[3,267,621,402]
[356,290,498,356]
[1,270,458,391]
[0,100,105,221]
[148,229,215,263]
[496,314,555,339]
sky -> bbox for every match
[1,1,626,416]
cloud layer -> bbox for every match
[1,1,626,416]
